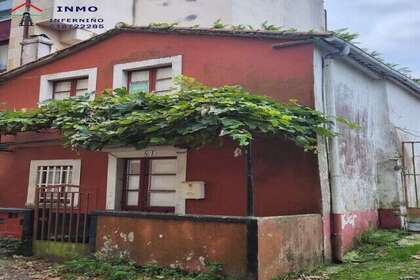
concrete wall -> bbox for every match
[0,208,33,243]
[257,215,323,280]
[314,47,420,258]
[95,212,250,278]
[94,212,323,279]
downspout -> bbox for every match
[246,142,255,216]
[321,43,350,262]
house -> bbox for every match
[6,0,326,70]
[0,26,419,279]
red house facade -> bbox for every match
[1,27,419,279]
[0,28,322,216]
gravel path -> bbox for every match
[0,256,61,280]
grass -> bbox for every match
[55,255,234,280]
[278,230,420,280]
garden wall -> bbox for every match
[94,211,323,280]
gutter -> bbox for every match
[322,37,420,95]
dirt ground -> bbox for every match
[0,256,61,280]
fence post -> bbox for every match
[88,213,97,252]
[21,209,34,256]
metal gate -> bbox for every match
[33,185,92,243]
[402,142,420,209]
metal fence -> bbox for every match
[33,185,93,243]
[402,142,420,208]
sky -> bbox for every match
[326,0,420,78]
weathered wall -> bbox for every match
[94,211,323,279]
[0,208,33,250]
[95,212,250,278]
[257,214,323,280]
[314,50,420,257]
[0,32,322,217]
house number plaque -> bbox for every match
[144,150,155,157]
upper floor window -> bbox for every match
[128,66,172,94]
[39,68,97,103]
[113,55,182,95]
[53,78,88,100]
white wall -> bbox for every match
[134,0,326,31]
[316,53,411,214]
[0,43,8,70]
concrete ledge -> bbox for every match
[0,208,33,213]
[94,210,256,224]
[33,240,89,259]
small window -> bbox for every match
[128,66,172,94]
[36,165,74,187]
[53,78,88,100]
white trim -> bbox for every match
[26,159,81,206]
[39,68,97,103]
[105,146,188,214]
[112,55,182,89]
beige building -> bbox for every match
[7,0,326,69]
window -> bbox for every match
[113,55,182,94]
[39,68,97,103]
[27,160,81,206]
[36,165,74,187]
[128,67,172,94]
[123,158,177,212]
[53,78,88,100]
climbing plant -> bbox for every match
[0,77,338,152]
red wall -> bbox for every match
[0,31,320,216]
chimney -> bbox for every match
[20,34,52,65]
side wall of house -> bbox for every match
[0,33,322,217]
[314,50,419,259]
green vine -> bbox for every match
[0,77,338,152]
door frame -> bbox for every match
[122,157,177,213]
[105,146,187,214]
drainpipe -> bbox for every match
[321,42,350,261]
[246,142,255,216]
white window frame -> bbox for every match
[105,146,187,214]
[39,68,97,103]
[112,55,182,90]
[26,159,81,206]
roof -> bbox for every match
[319,37,420,94]
[0,26,331,82]
[0,25,418,94]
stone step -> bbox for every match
[407,217,420,223]
[407,221,420,232]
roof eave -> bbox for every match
[319,36,420,95]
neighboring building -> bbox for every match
[0,26,419,278]
[5,0,326,69]
[0,0,11,71]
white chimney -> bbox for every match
[20,34,53,65]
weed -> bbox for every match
[0,237,25,256]
[58,256,234,280]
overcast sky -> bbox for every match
[326,0,420,78]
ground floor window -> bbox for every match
[123,158,177,213]
[36,165,74,187]
[27,160,81,206]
